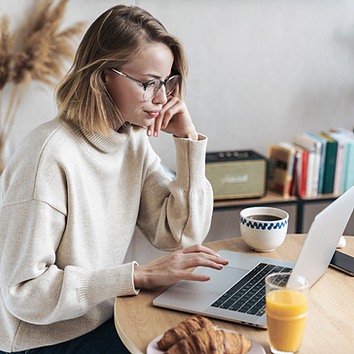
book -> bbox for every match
[293,134,321,197]
[285,143,308,197]
[290,154,299,197]
[267,144,295,198]
[319,133,338,194]
[330,129,354,192]
[329,130,354,192]
[307,132,327,194]
[327,132,346,195]
[293,144,308,198]
[278,142,297,197]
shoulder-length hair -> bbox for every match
[56,5,187,134]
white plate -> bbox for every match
[147,329,266,354]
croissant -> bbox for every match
[157,315,215,351]
[166,328,253,354]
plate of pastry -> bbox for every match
[146,314,266,354]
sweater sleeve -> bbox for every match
[0,200,138,325]
[137,134,214,251]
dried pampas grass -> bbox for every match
[0,0,85,175]
[0,16,13,91]
[0,15,14,174]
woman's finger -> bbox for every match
[177,253,228,271]
[182,244,220,256]
[167,247,228,271]
[160,98,184,130]
[179,272,211,282]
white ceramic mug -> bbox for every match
[240,206,289,252]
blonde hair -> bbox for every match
[56,5,187,134]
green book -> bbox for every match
[319,132,338,194]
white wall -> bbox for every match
[2,0,354,263]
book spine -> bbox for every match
[306,151,315,197]
[299,150,308,198]
[320,133,337,194]
[333,142,344,196]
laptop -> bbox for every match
[153,185,354,328]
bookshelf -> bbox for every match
[259,128,354,231]
[213,190,337,233]
[267,129,354,200]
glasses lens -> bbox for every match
[143,76,181,101]
[165,75,180,95]
[144,80,161,101]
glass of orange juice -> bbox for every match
[265,272,309,354]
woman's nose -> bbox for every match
[152,85,168,105]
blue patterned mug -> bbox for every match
[240,207,289,252]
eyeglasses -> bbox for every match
[110,68,181,102]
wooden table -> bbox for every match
[114,235,354,354]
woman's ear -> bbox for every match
[101,69,109,85]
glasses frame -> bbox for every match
[110,68,181,102]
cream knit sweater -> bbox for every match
[0,118,213,352]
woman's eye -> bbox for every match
[147,80,158,89]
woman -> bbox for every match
[0,5,228,353]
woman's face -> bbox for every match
[104,42,174,129]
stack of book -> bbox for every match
[267,128,354,198]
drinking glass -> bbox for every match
[265,272,309,354]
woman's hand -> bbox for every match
[133,244,229,290]
[147,96,198,140]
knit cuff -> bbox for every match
[78,261,140,309]
[173,134,208,189]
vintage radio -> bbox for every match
[205,150,267,200]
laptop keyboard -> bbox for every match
[210,263,293,316]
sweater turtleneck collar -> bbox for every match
[82,123,131,154]
[58,117,131,154]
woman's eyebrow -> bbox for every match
[143,73,170,80]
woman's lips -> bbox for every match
[145,110,160,118]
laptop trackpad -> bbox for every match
[176,266,248,295]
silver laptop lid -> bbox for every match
[291,185,354,286]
